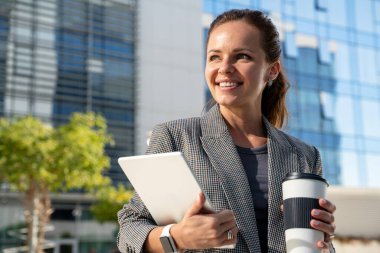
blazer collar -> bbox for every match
[200,104,293,149]
[200,105,298,252]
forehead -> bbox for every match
[207,21,262,49]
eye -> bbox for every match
[208,55,221,62]
[236,54,252,60]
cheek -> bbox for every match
[205,65,217,85]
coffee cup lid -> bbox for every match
[282,172,329,186]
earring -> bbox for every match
[267,79,273,87]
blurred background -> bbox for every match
[0,0,379,252]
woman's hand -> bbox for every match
[310,198,336,251]
[171,193,238,250]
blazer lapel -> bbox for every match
[264,118,301,253]
[199,105,261,253]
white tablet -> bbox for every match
[118,152,215,226]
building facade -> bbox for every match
[1,0,380,252]
[0,0,136,185]
[203,0,380,187]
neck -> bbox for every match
[220,105,267,148]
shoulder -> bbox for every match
[147,117,202,154]
[275,129,320,159]
[153,117,201,135]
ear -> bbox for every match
[267,60,281,81]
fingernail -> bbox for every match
[321,199,326,204]
[313,220,320,226]
[313,210,320,215]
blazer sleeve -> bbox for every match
[117,123,176,253]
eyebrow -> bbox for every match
[207,48,255,54]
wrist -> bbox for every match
[170,224,184,251]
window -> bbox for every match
[340,151,360,186]
[327,0,347,27]
[284,32,298,58]
[354,0,374,33]
[318,39,331,64]
[315,0,328,11]
[334,95,355,135]
[357,47,378,85]
[365,154,380,187]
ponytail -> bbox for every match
[262,69,289,128]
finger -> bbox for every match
[316,240,329,250]
[221,226,238,245]
[218,219,237,236]
[184,192,205,218]
[311,209,335,224]
[319,198,336,214]
[310,219,335,236]
[213,210,236,224]
[280,204,284,212]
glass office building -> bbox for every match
[203,0,380,187]
[0,0,136,184]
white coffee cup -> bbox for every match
[282,172,329,253]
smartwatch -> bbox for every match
[160,224,178,253]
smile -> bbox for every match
[218,82,242,88]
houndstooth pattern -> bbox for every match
[117,105,332,253]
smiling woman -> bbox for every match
[117,9,336,253]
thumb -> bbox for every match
[184,192,205,218]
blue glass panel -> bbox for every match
[318,39,331,64]
[327,0,347,27]
[283,2,294,16]
[360,85,379,100]
[104,59,134,79]
[357,32,376,47]
[316,0,328,10]
[335,95,355,135]
[339,137,356,150]
[284,32,298,58]
[329,26,348,41]
[354,0,374,33]
[365,154,380,187]
[340,151,360,186]
[259,0,281,12]
[361,99,380,138]
[300,131,323,147]
[365,139,380,153]
[203,0,213,12]
[295,0,315,20]
[296,19,316,35]
[357,47,378,85]
[230,0,250,5]
[376,1,380,21]
[317,24,328,38]
[297,48,317,75]
[332,43,351,80]
[214,0,228,15]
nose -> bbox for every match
[218,60,235,74]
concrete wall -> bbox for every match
[135,0,205,154]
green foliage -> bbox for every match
[0,112,114,193]
[90,184,133,223]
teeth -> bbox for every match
[219,82,239,87]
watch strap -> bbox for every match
[160,224,178,253]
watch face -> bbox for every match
[160,236,176,253]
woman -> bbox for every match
[118,9,336,253]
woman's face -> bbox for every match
[205,21,271,111]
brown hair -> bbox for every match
[206,9,289,128]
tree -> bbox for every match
[91,184,133,223]
[0,113,113,253]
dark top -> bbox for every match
[236,144,268,253]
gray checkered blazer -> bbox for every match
[118,105,332,253]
